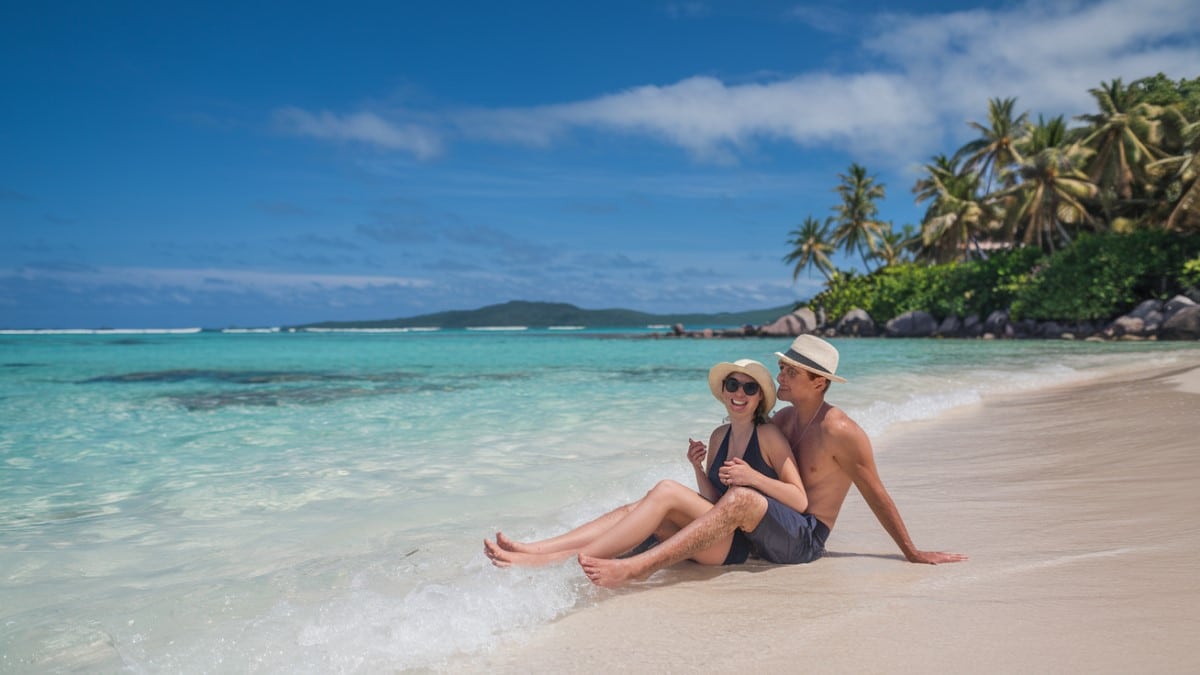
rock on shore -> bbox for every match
[662,291,1200,341]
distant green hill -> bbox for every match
[299,300,792,330]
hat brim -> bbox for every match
[773,351,848,383]
[708,360,777,415]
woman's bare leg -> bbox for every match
[495,501,638,554]
[575,480,732,564]
[485,500,642,566]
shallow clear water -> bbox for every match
[2,330,1197,671]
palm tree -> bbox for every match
[1076,78,1163,202]
[784,216,837,281]
[831,163,887,269]
[989,146,1098,252]
[1148,105,1200,230]
[869,225,916,267]
[912,154,996,263]
[912,153,960,206]
[957,97,1031,194]
[1019,114,1076,155]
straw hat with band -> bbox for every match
[707,358,778,418]
[774,335,847,383]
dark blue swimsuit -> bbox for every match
[706,425,831,565]
[706,426,772,564]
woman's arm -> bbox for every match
[690,426,724,502]
[721,424,808,513]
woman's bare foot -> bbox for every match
[578,553,650,587]
[483,538,514,567]
[484,538,574,567]
[494,531,530,553]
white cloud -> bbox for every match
[275,0,1199,167]
[868,0,1200,131]
[456,0,1198,164]
[460,74,935,164]
[274,107,442,159]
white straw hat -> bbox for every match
[707,358,777,416]
[774,335,847,383]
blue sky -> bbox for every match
[2,0,1198,328]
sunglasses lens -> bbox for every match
[723,377,760,396]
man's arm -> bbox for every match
[831,416,967,564]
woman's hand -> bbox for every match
[718,457,760,488]
[687,438,707,470]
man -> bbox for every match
[579,335,967,587]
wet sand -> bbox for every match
[455,360,1200,673]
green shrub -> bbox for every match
[1010,231,1200,321]
[807,233,1200,324]
[1183,255,1200,289]
[808,247,1043,322]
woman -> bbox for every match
[484,358,807,568]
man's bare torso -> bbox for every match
[773,404,853,528]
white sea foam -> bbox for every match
[301,327,420,333]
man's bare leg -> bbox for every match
[579,487,768,588]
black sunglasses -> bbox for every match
[723,377,761,396]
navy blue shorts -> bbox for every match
[743,497,830,564]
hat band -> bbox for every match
[781,348,834,377]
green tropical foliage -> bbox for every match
[1148,106,1200,230]
[1010,231,1200,321]
[783,216,837,281]
[912,154,996,262]
[1182,255,1200,288]
[1076,79,1163,203]
[809,247,1043,324]
[869,225,916,267]
[788,72,1200,327]
[957,97,1030,194]
[831,163,888,269]
[990,144,1098,252]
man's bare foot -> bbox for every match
[484,538,573,567]
[578,553,649,588]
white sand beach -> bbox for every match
[456,361,1200,673]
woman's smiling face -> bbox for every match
[722,374,762,416]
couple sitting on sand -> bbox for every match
[484,335,966,587]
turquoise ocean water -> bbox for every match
[3,329,1198,672]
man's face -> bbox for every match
[776,361,823,401]
[776,361,802,401]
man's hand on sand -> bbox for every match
[907,549,969,564]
